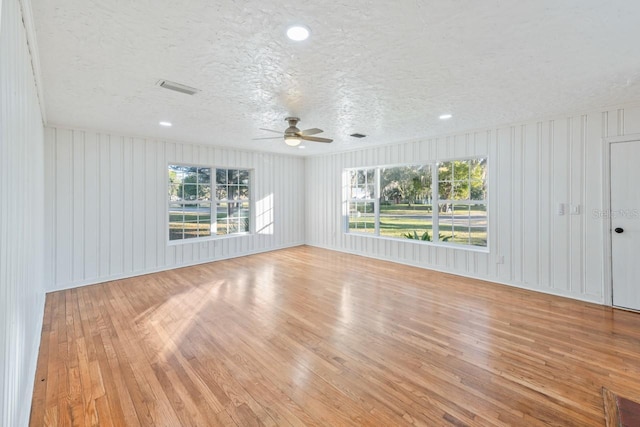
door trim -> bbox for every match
[603,133,640,307]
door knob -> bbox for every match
[615,227,624,234]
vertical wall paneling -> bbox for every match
[144,139,157,270]
[55,129,72,285]
[607,109,617,137]
[550,119,565,291]
[522,124,539,287]
[44,127,306,291]
[495,126,512,280]
[623,107,640,134]
[44,127,57,287]
[132,139,146,271]
[548,121,557,288]
[570,117,585,294]
[110,136,124,275]
[617,109,624,135]
[156,141,167,268]
[511,126,522,283]
[515,125,525,284]
[122,138,133,275]
[538,122,551,289]
[0,0,46,424]
[84,132,99,279]
[72,131,85,281]
[305,105,640,304]
[98,133,111,276]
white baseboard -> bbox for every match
[47,239,604,306]
[47,241,306,293]
[305,242,604,306]
[21,292,46,426]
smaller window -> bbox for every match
[168,166,212,241]
[437,159,487,246]
[347,169,376,234]
[168,165,251,242]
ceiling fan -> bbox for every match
[254,117,333,146]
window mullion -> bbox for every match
[375,168,380,236]
[432,163,439,242]
[213,168,218,235]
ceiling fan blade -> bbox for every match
[258,128,284,134]
[299,128,323,136]
[252,136,282,140]
[301,135,333,143]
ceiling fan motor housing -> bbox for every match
[285,117,300,135]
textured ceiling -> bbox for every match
[32,0,640,156]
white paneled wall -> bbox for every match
[45,127,305,291]
[306,105,640,304]
[0,0,46,425]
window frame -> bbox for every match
[435,157,488,247]
[343,156,488,251]
[345,168,379,235]
[167,163,253,244]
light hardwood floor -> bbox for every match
[30,246,640,426]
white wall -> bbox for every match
[306,105,640,304]
[0,0,46,425]
[44,126,306,291]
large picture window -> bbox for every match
[344,157,487,248]
[169,165,251,242]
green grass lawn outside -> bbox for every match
[379,203,486,216]
[169,212,249,239]
[349,207,487,246]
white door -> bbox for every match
[611,140,640,310]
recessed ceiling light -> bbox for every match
[439,114,452,120]
[159,121,172,127]
[298,145,306,149]
[287,25,310,41]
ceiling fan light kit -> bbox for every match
[284,136,302,146]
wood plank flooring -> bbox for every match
[30,246,640,426]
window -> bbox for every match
[169,165,251,241]
[437,159,487,246]
[347,169,376,234]
[380,165,433,239]
[216,169,250,235]
[344,157,487,248]
[169,166,212,240]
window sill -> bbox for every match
[345,232,490,253]
[167,232,252,246]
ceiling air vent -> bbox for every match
[157,80,200,96]
[350,133,367,138]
